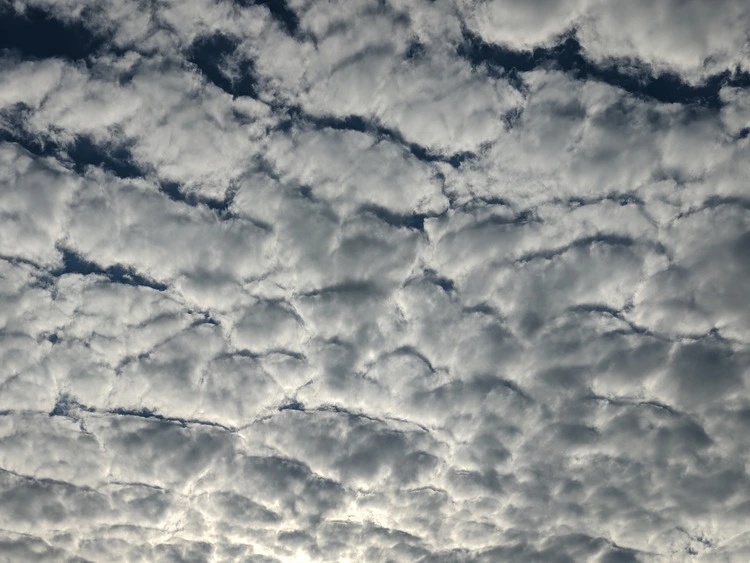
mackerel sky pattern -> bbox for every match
[1,1,750,561]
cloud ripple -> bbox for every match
[1,0,749,561]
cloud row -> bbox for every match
[1,0,749,561]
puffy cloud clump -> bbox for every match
[0,0,749,561]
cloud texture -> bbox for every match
[1,0,750,561]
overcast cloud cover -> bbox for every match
[1,0,750,561]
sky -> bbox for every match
[0,0,750,561]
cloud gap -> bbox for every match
[0,6,104,61]
[54,248,168,291]
[459,29,750,109]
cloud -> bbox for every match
[0,0,749,561]
[461,0,750,83]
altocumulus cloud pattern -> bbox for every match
[1,0,750,561]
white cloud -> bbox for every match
[0,0,749,560]
[579,0,750,82]
[0,145,80,266]
[460,0,592,50]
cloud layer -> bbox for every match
[1,0,750,561]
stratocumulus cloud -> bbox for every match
[0,1,749,561]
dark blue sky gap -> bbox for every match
[1,108,239,215]
[160,181,239,219]
[0,108,59,159]
[50,394,236,431]
[0,115,142,178]
[276,107,475,168]
[0,6,103,60]
[234,0,300,36]
[56,249,168,291]
[360,204,431,232]
[188,33,259,98]
[458,30,750,109]
[67,137,142,178]
[405,41,426,60]
[279,400,305,412]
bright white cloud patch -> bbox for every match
[1,0,749,561]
